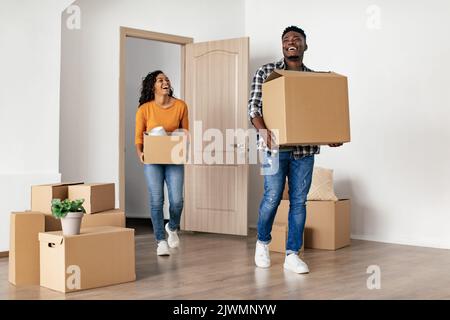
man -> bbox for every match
[248,25,342,274]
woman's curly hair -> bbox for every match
[138,70,174,107]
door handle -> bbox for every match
[230,143,246,149]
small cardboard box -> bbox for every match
[31,182,83,214]
[262,70,350,145]
[8,212,45,285]
[269,222,304,253]
[143,134,188,164]
[305,200,351,250]
[39,226,136,293]
[44,209,126,232]
[68,183,115,214]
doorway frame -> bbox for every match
[118,27,193,212]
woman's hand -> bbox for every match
[138,151,145,164]
[136,144,145,164]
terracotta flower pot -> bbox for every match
[61,212,84,236]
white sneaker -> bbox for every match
[165,223,180,248]
[254,241,271,268]
[284,253,309,274]
[157,240,170,256]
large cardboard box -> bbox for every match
[269,222,304,254]
[262,70,350,145]
[31,182,83,214]
[39,226,136,293]
[305,200,351,250]
[8,212,45,285]
[44,209,126,232]
[68,183,115,214]
[144,134,188,164]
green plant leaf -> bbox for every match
[51,198,86,218]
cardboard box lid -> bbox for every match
[38,226,133,244]
[33,182,83,187]
[90,208,123,214]
[70,183,114,187]
[144,131,188,136]
[144,135,186,142]
[264,69,346,83]
[11,211,44,217]
[307,199,350,204]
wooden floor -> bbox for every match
[2,223,450,300]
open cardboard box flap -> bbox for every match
[264,69,344,83]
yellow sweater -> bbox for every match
[135,99,189,145]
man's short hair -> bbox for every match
[282,26,307,40]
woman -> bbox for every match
[135,70,189,256]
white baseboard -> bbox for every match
[351,234,450,250]
[0,172,61,251]
[244,227,450,250]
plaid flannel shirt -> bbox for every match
[248,58,320,156]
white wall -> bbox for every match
[0,0,74,251]
[6,0,449,251]
[246,0,450,248]
[125,38,181,219]
[60,0,246,211]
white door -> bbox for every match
[183,37,249,236]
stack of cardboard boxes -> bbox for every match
[269,190,351,253]
[274,184,351,251]
[9,182,136,293]
[263,70,351,252]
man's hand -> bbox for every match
[260,129,278,150]
[329,143,343,147]
[251,116,278,151]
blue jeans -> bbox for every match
[143,164,184,242]
[257,151,314,255]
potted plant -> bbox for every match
[51,199,86,236]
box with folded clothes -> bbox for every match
[144,134,188,164]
